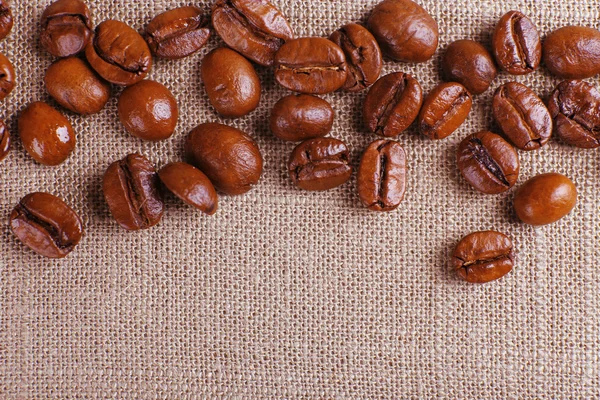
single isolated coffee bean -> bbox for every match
[103,153,164,231]
[442,40,498,95]
[211,0,294,67]
[367,0,438,63]
[357,139,406,211]
[158,162,218,215]
[513,173,577,226]
[492,82,552,151]
[0,119,10,162]
[201,47,261,118]
[453,231,514,284]
[270,94,334,142]
[145,6,211,60]
[10,192,83,259]
[186,123,263,195]
[418,82,472,140]
[0,0,13,41]
[274,38,348,95]
[40,0,93,58]
[18,101,76,166]
[543,26,600,79]
[363,72,423,137]
[492,11,541,75]
[0,52,15,101]
[457,131,519,195]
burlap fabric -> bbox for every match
[1,0,599,398]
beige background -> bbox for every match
[1,0,599,398]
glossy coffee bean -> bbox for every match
[0,119,10,162]
[0,0,13,41]
[363,72,423,137]
[18,102,76,166]
[492,11,541,75]
[329,23,383,92]
[211,0,294,67]
[45,57,111,115]
[418,82,472,140]
[0,52,15,101]
[492,82,552,151]
[457,131,519,195]
[145,6,211,60]
[367,0,438,63]
[453,231,514,284]
[270,94,334,142]
[40,0,92,57]
[158,162,218,215]
[185,123,263,195]
[357,139,406,211]
[288,138,352,191]
[86,20,152,86]
[543,26,600,79]
[274,38,348,95]
[201,47,261,118]
[118,80,178,141]
[103,153,164,231]
[10,192,83,259]
[442,40,498,95]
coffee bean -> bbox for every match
[329,23,383,92]
[0,119,10,162]
[10,192,83,259]
[357,139,406,211]
[103,153,164,231]
[0,0,13,41]
[158,162,218,215]
[288,138,352,191]
[270,94,334,142]
[418,82,472,140]
[40,0,93,58]
[457,131,519,194]
[145,6,211,60]
[211,0,294,67]
[0,51,15,101]
[452,231,514,284]
[492,11,541,75]
[274,38,348,94]
[442,40,498,95]
[544,26,600,79]
[492,82,552,151]
[363,72,423,137]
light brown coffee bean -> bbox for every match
[453,231,514,284]
[419,82,472,140]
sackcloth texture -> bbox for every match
[1,0,599,398]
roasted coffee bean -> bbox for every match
[10,192,83,259]
[40,0,93,58]
[185,123,263,195]
[543,26,600,79]
[0,0,13,41]
[367,0,438,63]
[202,47,261,118]
[0,51,15,101]
[357,139,406,211]
[363,72,423,137]
[442,40,498,95]
[514,173,577,226]
[211,0,294,67]
[270,94,334,142]
[418,82,472,140]
[103,153,164,231]
[452,231,514,284]
[288,138,352,191]
[158,162,218,215]
[85,20,152,86]
[329,23,383,92]
[274,38,348,95]
[18,102,76,166]
[0,119,10,162]
[492,11,541,75]
[492,82,552,151]
[45,57,111,115]
[118,80,178,141]
[145,6,211,60]
[457,131,519,194]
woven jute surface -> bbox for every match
[1,0,599,398]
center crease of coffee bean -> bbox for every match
[222,2,282,45]
[500,88,541,144]
[119,161,150,225]
[512,17,533,69]
[16,203,73,250]
[94,35,148,74]
[430,92,469,130]
[468,138,510,186]
[376,78,407,134]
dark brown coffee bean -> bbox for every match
[457,131,519,194]
[544,26,600,79]
[492,11,541,75]
[211,0,294,67]
[10,192,83,259]
[270,94,334,142]
[329,23,383,92]
[158,162,218,215]
[0,51,15,101]
[357,139,406,211]
[0,119,10,162]
[452,231,514,284]
[363,72,423,137]
[40,0,93,58]
[103,153,164,231]
[145,6,211,60]
[418,82,472,140]
[0,0,13,41]
[274,38,348,95]
[442,40,498,95]
[288,138,352,191]
[492,82,552,151]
